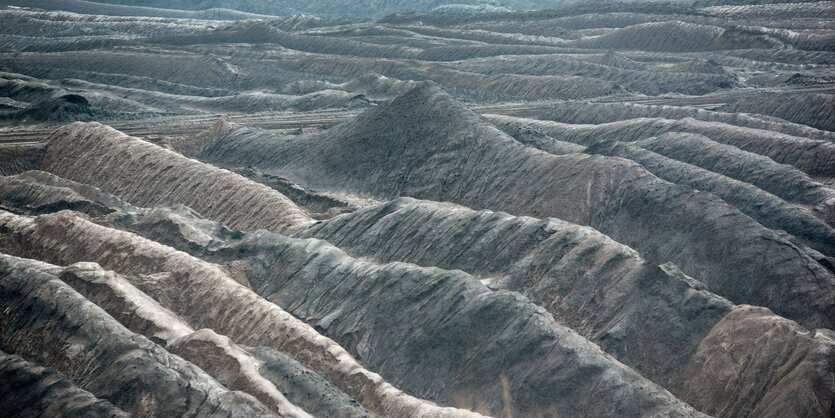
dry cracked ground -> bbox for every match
[0,0,834,417]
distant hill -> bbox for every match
[55,0,571,18]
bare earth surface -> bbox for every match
[0,1,833,417]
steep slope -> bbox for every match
[20,181,824,418]
[0,352,129,418]
[0,253,278,417]
[482,115,835,181]
[0,209,486,418]
[0,143,45,176]
[0,3,833,417]
[55,262,320,418]
[37,122,313,234]
[582,137,835,257]
[0,170,138,218]
[48,259,368,417]
[0,209,707,418]
[719,92,835,132]
[483,115,835,231]
[634,133,835,210]
[207,234,705,417]
[492,100,835,142]
[0,1,277,20]
[245,346,370,418]
[193,83,835,330]
[675,305,835,418]
[4,94,95,124]
[302,197,835,418]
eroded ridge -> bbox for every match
[0,209,486,418]
[0,253,278,418]
[303,197,835,417]
[194,83,835,331]
[39,122,313,234]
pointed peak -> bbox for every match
[391,80,449,103]
[210,115,233,133]
[361,81,478,127]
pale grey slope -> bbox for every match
[0,170,138,218]
[70,0,569,18]
[245,346,370,418]
[0,210,485,418]
[0,143,45,176]
[490,117,586,154]
[699,2,835,20]
[0,72,369,120]
[192,83,835,330]
[55,262,350,417]
[38,122,313,234]
[719,92,835,132]
[97,190,835,418]
[0,49,241,90]
[0,71,214,115]
[229,167,366,220]
[0,0,278,20]
[484,118,835,256]
[495,100,835,142]
[24,173,826,418]
[3,94,95,123]
[673,305,835,418]
[584,137,835,258]
[1,163,830,418]
[0,209,705,418]
[301,197,835,418]
[0,6,218,34]
[127,204,244,252]
[207,232,706,418]
[0,3,833,417]
[0,351,129,418]
[453,53,740,95]
[0,253,279,418]
[300,198,731,386]
[570,21,781,52]
[483,115,835,181]
[633,132,835,209]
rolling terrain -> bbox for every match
[0,1,833,417]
